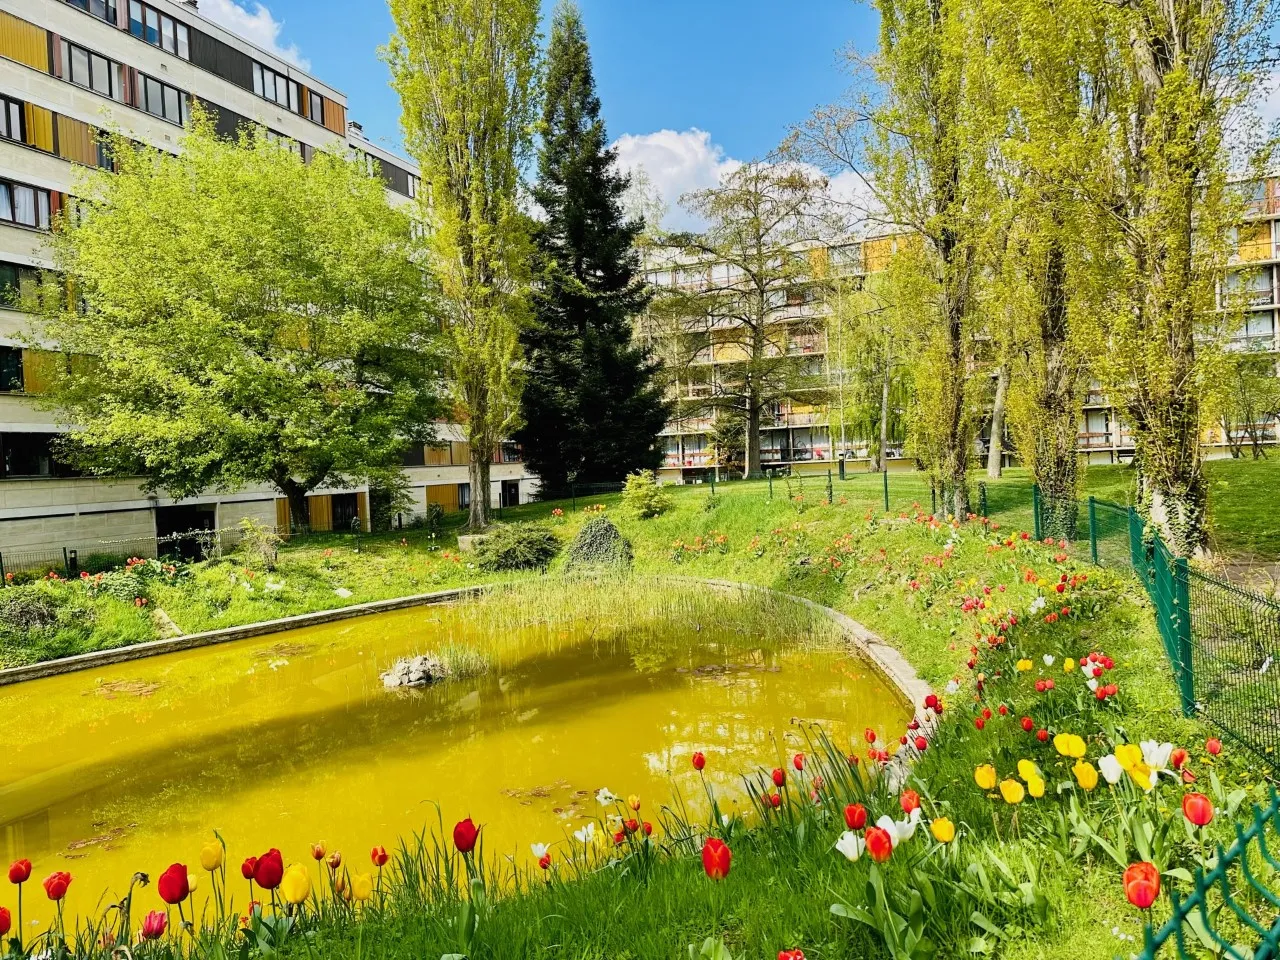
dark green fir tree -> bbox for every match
[515,1,670,496]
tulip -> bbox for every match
[310,843,326,861]
[1123,862,1160,909]
[999,779,1025,804]
[1017,759,1039,783]
[327,851,342,871]
[627,795,641,812]
[768,792,782,808]
[453,819,479,854]
[1099,754,1124,785]
[914,736,927,751]
[1073,760,1099,791]
[974,765,997,790]
[1206,738,1223,756]
[1036,729,1049,742]
[42,872,71,901]
[692,751,706,771]
[1182,793,1214,827]
[779,950,806,960]
[835,831,865,862]
[140,910,166,941]
[7,861,30,885]
[1171,748,1189,770]
[843,803,867,830]
[1020,716,1034,732]
[1026,775,1045,798]
[771,768,786,788]
[900,789,920,815]
[930,817,956,843]
[0,907,9,937]
[253,850,284,891]
[1053,733,1086,759]
[157,863,189,905]
[370,845,389,868]
[351,873,374,903]
[281,864,311,906]
[701,837,731,880]
[792,753,805,772]
[864,826,893,863]
[200,841,223,873]
[864,727,877,743]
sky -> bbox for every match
[194,0,879,227]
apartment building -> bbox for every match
[0,0,535,556]
[648,204,1280,482]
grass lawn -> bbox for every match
[2,475,1273,959]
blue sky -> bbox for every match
[198,0,878,223]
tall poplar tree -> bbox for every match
[515,1,670,496]
[385,0,539,530]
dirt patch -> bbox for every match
[91,679,161,699]
[66,824,134,854]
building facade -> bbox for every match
[0,0,535,559]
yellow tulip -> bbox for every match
[200,841,223,872]
[280,864,311,906]
[1053,734,1086,759]
[930,817,956,843]
[1017,759,1039,783]
[999,779,1025,804]
[1073,760,1098,791]
[1026,775,1045,798]
[1128,762,1155,792]
[1115,743,1143,772]
[974,765,998,790]
[1064,658,1076,672]
[1016,659,1033,672]
[351,872,374,903]
[187,874,199,893]
[627,794,641,812]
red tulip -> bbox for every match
[1171,748,1188,770]
[900,789,920,815]
[1037,729,1049,742]
[310,843,326,861]
[701,837,731,880]
[1123,862,1160,909]
[771,768,786,788]
[642,821,653,836]
[778,951,806,960]
[252,849,283,890]
[924,694,939,711]
[864,727,877,744]
[7,860,30,885]
[370,845,389,867]
[453,818,480,854]
[42,872,71,901]
[327,851,343,871]
[692,751,706,771]
[241,857,257,881]
[140,910,167,941]
[538,854,551,870]
[974,717,986,730]
[792,753,805,771]
[843,803,867,830]
[914,736,927,751]
[157,863,190,905]
[1206,738,1223,756]
[865,826,893,863]
[768,792,782,808]
[1182,793,1214,827]
[1020,716,1034,732]
[0,906,10,937]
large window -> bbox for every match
[0,347,21,393]
[0,181,52,230]
[60,40,124,101]
[0,262,39,309]
[0,96,23,144]
[66,0,118,25]
[0,433,79,479]
[253,62,299,113]
[308,89,324,124]
[128,1,190,59]
[139,75,188,126]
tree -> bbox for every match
[29,114,441,530]
[652,161,837,480]
[1077,0,1274,555]
[514,1,671,497]
[386,0,539,530]
[795,0,996,516]
[1209,350,1280,459]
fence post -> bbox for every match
[978,481,987,519]
[1087,498,1099,565]
[63,547,70,578]
[839,457,846,481]
[883,468,890,513]
[1032,485,1043,540]
[767,471,773,501]
[826,469,833,504]
[1172,556,1196,717]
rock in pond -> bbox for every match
[380,654,450,689]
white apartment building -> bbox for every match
[0,0,534,563]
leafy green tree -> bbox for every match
[29,113,441,530]
[515,1,671,496]
[386,0,539,530]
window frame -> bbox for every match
[0,96,24,144]
[252,61,301,115]
[0,345,22,393]
[127,0,192,61]
[138,73,189,126]
[60,38,123,102]
[64,0,119,26]
[0,179,53,231]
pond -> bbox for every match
[0,580,910,928]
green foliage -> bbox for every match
[30,111,443,527]
[236,518,283,572]
[564,515,633,571]
[515,1,670,495]
[621,470,673,518]
[0,580,153,666]
[474,523,560,572]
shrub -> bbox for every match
[237,517,283,571]
[565,516,633,572]
[621,470,673,519]
[475,523,560,572]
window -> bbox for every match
[66,0,118,24]
[60,40,123,101]
[0,181,52,230]
[309,90,324,123]
[0,433,79,479]
[264,128,301,156]
[408,173,419,199]
[0,262,39,310]
[0,347,20,393]
[128,1,190,59]
[253,63,300,113]
[0,97,23,143]
[139,75,188,125]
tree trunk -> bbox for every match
[876,359,891,473]
[744,403,763,480]
[1032,230,1080,541]
[277,479,311,534]
[987,365,1008,479]
[468,451,491,531]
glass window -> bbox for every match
[309,90,323,122]
[0,98,20,142]
[90,53,111,96]
[253,63,264,97]
[163,85,179,123]
[0,184,10,222]
[129,0,143,38]
[0,346,21,392]
[36,192,49,230]
[13,186,35,228]
[161,15,176,53]
[288,81,298,113]
[176,23,189,59]
[144,6,159,44]
[70,44,90,86]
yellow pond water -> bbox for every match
[0,584,908,928]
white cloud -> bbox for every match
[197,0,310,70]
[612,128,741,230]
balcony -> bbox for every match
[1079,431,1115,450]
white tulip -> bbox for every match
[530,843,549,859]
[835,831,865,862]
[1098,754,1124,785]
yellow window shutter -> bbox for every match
[275,498,290,533]
[55,114,96,165]
[24,104,54,152]
[356,492,368,531]
[0,11,50,72]
[20,349,61,394]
